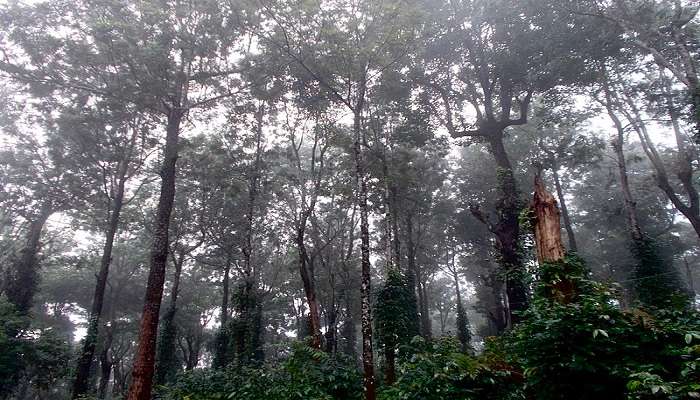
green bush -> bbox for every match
[158,343,362,400]
[378,336,523,400]
[504,258,700,400]
[0,297,72,399]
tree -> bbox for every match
[259,1,422,396]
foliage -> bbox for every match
[630,236,690,310]
[375,269,420,352]
[0,297,72,399]
[505,257,700,400]
[378,336,524,400]
[159,343,362,400]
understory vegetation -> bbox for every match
[0,0,699,399]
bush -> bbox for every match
[158,343,362,400]
[504,258,700,400]
[378,336,523,400]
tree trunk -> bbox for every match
[72,157,129,399]
[486,133,528,326]
[452,271,470,352]
[97,326,114,400]
[610,124,643,241]
[353,102,375,400]
[533,174,577,303]
[154,253,185,385]
[297,227,323,348]
[620,78,700,241]
[551,167,578,252]
[221,258,230,325]
[532,173,566,264]
[128,109,183,400]
[4,203,52,315]
[325,306,337,354]
[685,257,695,297]
[384,344,396,385]
[417,277,432,340]
[404,214,421,337]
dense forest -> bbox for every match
[0,0,699,399]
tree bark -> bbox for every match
[4,203,53,316]
[404,213,421,336]
[551,167,578,252]
[353,102,375,400]
[452,270,470,352]
[486,133,528,326]
[532,174,566,264]
[154,252,185,385]
[221,258,230,326]
[97,326,114,400]
[72,154,130,399]
[128,109,183,400]
[298,228,323,348]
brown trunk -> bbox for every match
[532,174,575,303]
[298,228,323,348]
[127,109,182,400]
[73,151,130,399]
[4,203,52,315]
[551,168,578,252]
[532,174,566,264]
[353,98,375,400]
[486,134,528,326]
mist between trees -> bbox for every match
[0,0,699,399]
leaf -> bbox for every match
[686,334,693,344]
[593,329,608,339]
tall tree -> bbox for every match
[259,1,421,396]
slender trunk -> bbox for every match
[298,228,322,348]
[128,109,183,400]
[606,108,643,241]
[404,214,420,336]
[551,168,578,252]
[685,257,695,297]
[390,186,401,270]
[452,271,469,352]
[97,326,114,400]
[384,344,396,385]
[221,259,230,325]
[353,102,375,400]
[72,158,129,399]
[341,295,357,359]
[4,203,52,315]
[486,133,528,326]
[417,277,432,340]
[612,138,642,240]
[621,80,700,240]
[325,305,337,354]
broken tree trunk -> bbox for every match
[532,174,575,303]
[533,173,565,264]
